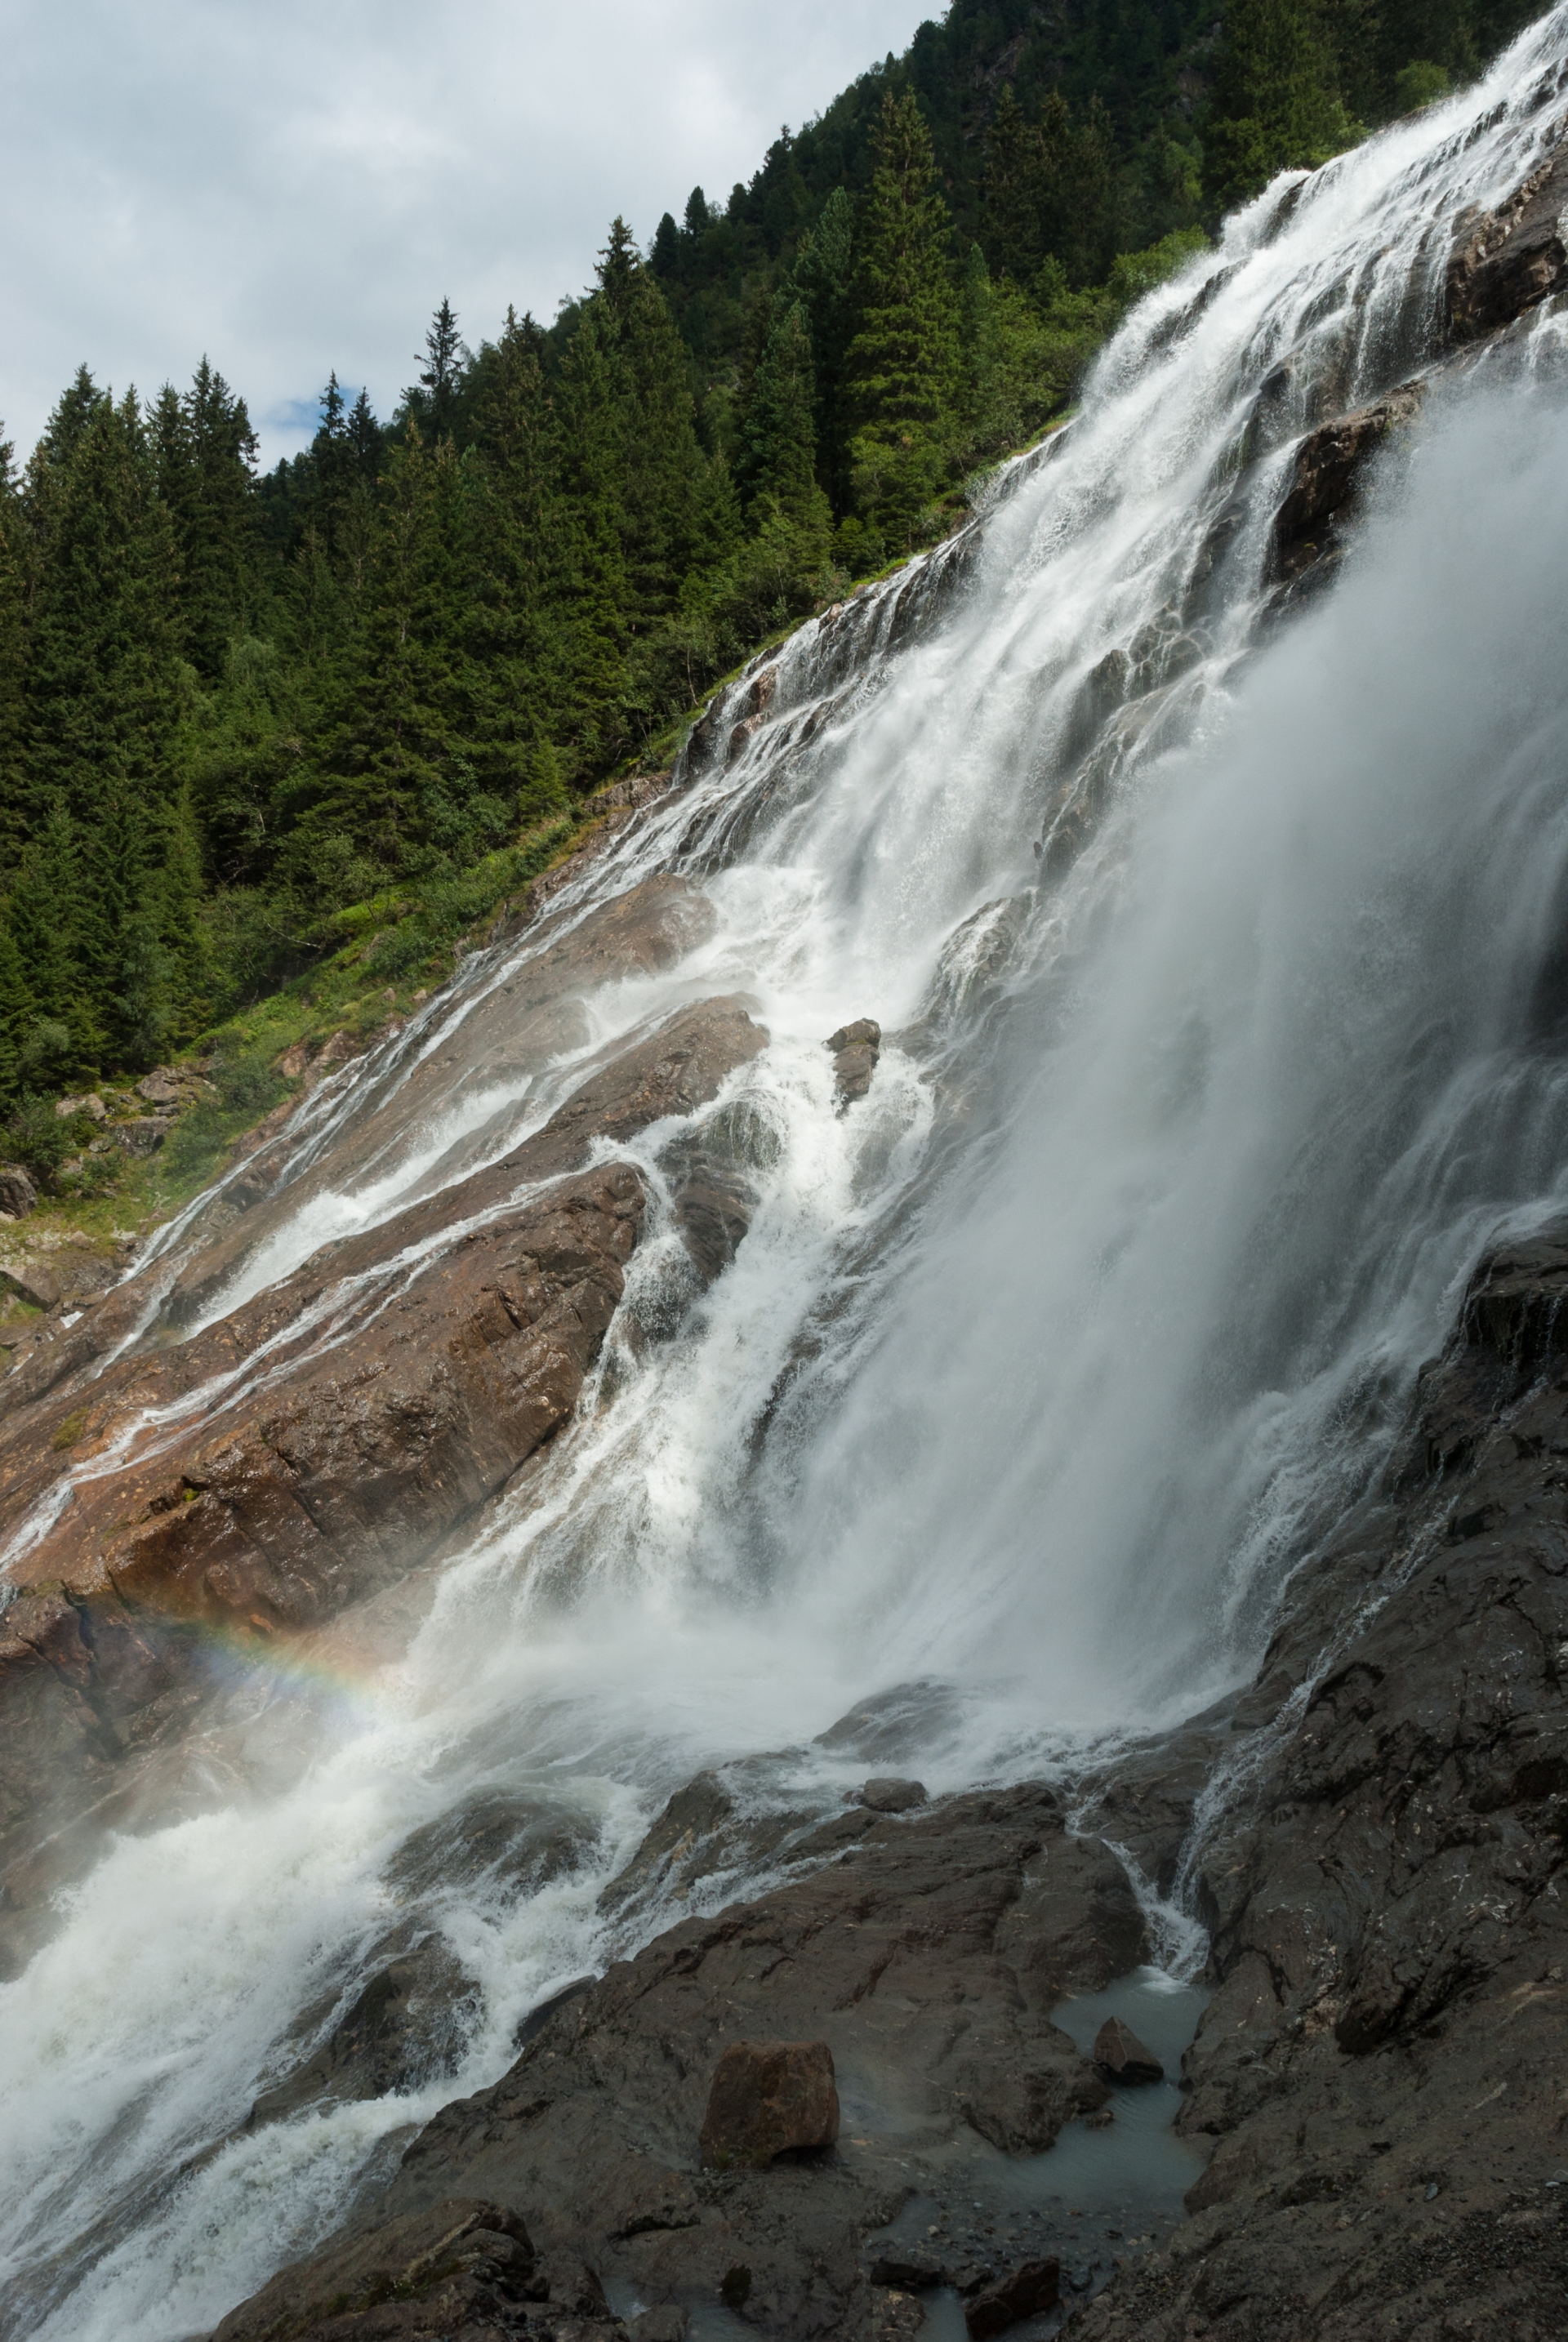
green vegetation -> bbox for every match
[0,0,1534,1207]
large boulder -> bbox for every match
[698,2039,840,2169]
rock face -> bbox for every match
[1070,1218,1568,2341]
[216,1785,1143,2340]
[1446,140,1568,340]
[1267,383,1424,588]
[698,2040,840,2170]
[0,1163,37,1219]
[207,2197,621,2342]
[1092,2016,1163,2085]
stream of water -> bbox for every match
[6,16,1568,2334]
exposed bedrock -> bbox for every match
[0,984,768,1957]
[210,1785,1148,2340]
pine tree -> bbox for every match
[6,798,91,1075]
[981,86,1042,283]
[0,431,28,870]
[844,91,961,547]
[791,186,855,513]
[0,903,31,1105]
[466,309,575,817]
[590,220,737,641]
[737,301,831,563]
[283,424,488,885]
[412,299,466,442]
[1205,0,1359,211]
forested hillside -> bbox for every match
[0,0,1534,1182]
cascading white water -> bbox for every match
[6,16,1568,2335]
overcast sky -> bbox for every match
[1,0,934,469]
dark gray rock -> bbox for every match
[964,2258,1060,2337]
[1447,142,1568,341]
[1092,2016,1163,2085]
[1073,1217,1568,2340]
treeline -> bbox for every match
[0,86,1204,1115]
[0,0,1539,1121]
[641,0,1537,391]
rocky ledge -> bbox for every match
[210,1782,1147,2341]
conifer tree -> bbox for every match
[0,904,31,1103]
[791,187,856,512]
[844,91,961,547]
[465,309,575,818]
[412,299,467,442]
[0,432,28,868]
[1205,0,1358,210]
[981,86,1042,283]
[283,424,489,884]
[737,301,831,563]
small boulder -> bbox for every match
[699,2037,840,2169]
[871,2249,943,2289]
[56,1093,106,1122]
[854,1777,928,1814]
[1093,2015,1164,2084]
[632,2312,689,2342]
[314,1029,360,1067]
[0,1259,61,1310]
[964,2259,1060,2339]
[136,1067,188,1108]
[0,1164,38,1219]
[274,1040,311,1080]
[114,1117,173,1156]
[826,1017,881,1109]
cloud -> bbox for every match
[0,0,931,465]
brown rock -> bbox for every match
[855,1776,928,1813]
[313,1028,360,1066]
[826,1016,881,1109]
[273,1040,311,1079]
[1092,2015,1163,2083]
[698,2037,840,2168]
[56,1092,107,1121]
[0,1164,37,1219]
[964,2259,1060,2338]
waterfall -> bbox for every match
[5,14,1568,2335]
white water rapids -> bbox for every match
[7,16,1568,2334]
